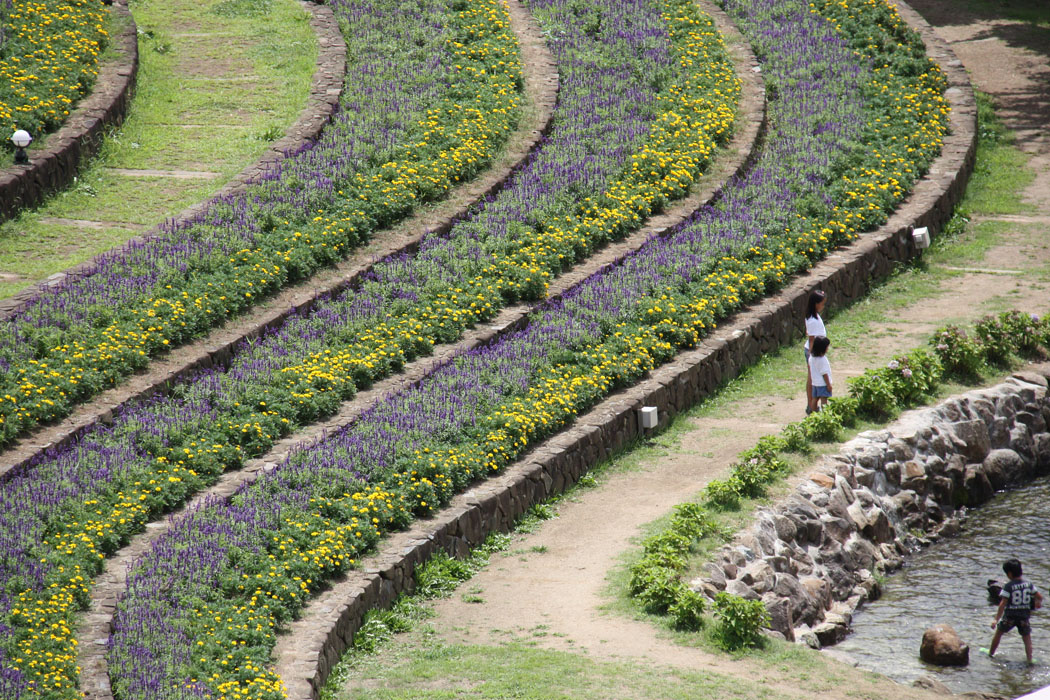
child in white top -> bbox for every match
[808,335,832,413]
[804,290,827,414]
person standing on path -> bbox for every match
[804,290,827,415]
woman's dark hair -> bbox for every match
[1003,558,1023,578]
[806,290,827,320]
[811,335,830,357]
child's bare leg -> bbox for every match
[989,629,1004,656]
[1022,634,1033,663]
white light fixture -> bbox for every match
[912,226,930,250]
[11,129,31,165]
[639,406,658,431]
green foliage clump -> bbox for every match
[713,592,769,650]
[931,325,985,380]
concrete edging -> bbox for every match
[0,0,137,223]
[270,1,979,698]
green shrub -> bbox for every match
[668,502,720,541]
[975,314,1013,367]
[633,566,684,614]
[713,592,770,650]
[887,350,942,407]
[801,407,843,442]
[705,477,742,510]
[669,589,706,631]
[998,310,1045,358]
[779,422,810,453]
[931,324,985,380]
[825,395,859,426]
[849,368,897,418]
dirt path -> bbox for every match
[391,5,1050,699]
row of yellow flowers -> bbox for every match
[7,0,739,689]
[1,0,526,696]
[0,0,107,137]
[166,0,950,696]
[0,0,524,445]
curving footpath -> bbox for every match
[268,1,978,698]
[0,0,137,225]
[0,0,556,481]
[72,4,767,698]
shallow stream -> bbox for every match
[835,475,1050,698]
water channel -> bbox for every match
[836,475,1050,698]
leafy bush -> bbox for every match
[931,324,985,380]
[779,422,810,453]
[800,407,843,442]
[633,566,684,614]
[998,310,1045,358]
[713,592,770,650]
[975,314,1013,367]
[705,477,742,510]
[669,589,707,631]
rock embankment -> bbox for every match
[694,367,1050,646]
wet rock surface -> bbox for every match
[920,624,970,666]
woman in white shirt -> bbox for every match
[804,290,827,415]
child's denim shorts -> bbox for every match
[813,385,832,398]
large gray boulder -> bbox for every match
[951,420,991,462]
[982,448,1025,489]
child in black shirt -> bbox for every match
[989,558,1042,663]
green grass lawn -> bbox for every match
[0,0,316,298]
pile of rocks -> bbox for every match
[692,368,1050,648]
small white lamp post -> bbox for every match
[11,129,32,165]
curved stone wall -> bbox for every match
[0,0,137,224]
[266,1,979,697]
[697,367,1050,646]
[268,0,980,696]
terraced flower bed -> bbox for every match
[103,0,950,696]
[0,0,108,137]
[0,0,743,696]
[0,0,525,445]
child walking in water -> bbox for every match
[988,558,1042,663]
[808,335,832,414]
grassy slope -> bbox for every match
[0,0,316,297]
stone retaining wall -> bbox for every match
[695,367,1050,648]
[272,1,979,698]
[0,0,137,224]
[0,0,346,318]
[0,0,560,482]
